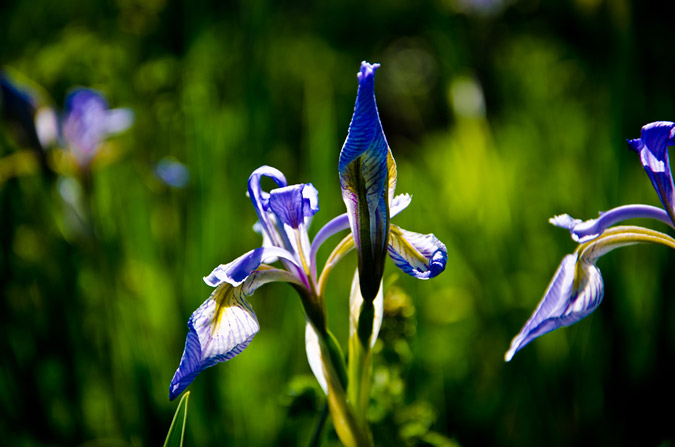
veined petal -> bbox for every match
[169,282,258,400]
[339,61,392,301]
[387,224,447,279]
[204,246,302,287]
[505,225,675,361]
[268,183,319,229]
[170,266,301,400]
[628,121,675,222]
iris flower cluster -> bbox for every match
[506,121,675,361]
[169,62,446,445]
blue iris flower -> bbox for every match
[170,62,448,401]
[506,121,675,361]
[62,88,134,168]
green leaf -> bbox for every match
[164,391,190,447]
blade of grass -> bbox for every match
[164,391,190,447]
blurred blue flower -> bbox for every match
[62,88,134,168]
[155,157,190,188]
[506,121,675,361]
[339,61,447,304]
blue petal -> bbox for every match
[268,183,319,229]
[504,254,603,361]
[338,61,393,301]
[248,166,288,243]
[169,283,260,400]
[204,246,300,287]
[627,121,675,222]
[387,224,447,279]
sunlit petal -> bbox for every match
[628,121,675,222]
[170,266,303,400]
[505,225,675,361]
[387,224,447,279]
[204,246,301,287]
[169,282,259,400]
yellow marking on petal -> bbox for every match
[571,225,675,291]
[389,224,428,266]
[211,283,236,333]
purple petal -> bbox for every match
[627,121,675,222]
[247,166,287,243]
[387,224,447,279]
[268,183,319,229]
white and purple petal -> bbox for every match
[504,253,602,361]
[627,121,675,222]
[170,267,303,400]
[505,225,675,361]
[387,224,447,279]
[204,246,300,287]
[169,282,260,400]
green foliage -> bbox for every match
[164,391,190,447]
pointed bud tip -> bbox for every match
[357,61,380,83]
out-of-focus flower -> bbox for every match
[62,88,134,168]
[155,156,190,188]
[506,121,675,361]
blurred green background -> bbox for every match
[2,0,675,445]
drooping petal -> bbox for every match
[170,266,301,400]
[268,183,319,229]
[505,225,675,361]
[339,61,393,301]
[104,107,134,135]
[387,224,447,279]
[627,121,675,223]
[203,246,302,287]
[169,282,259,400]
[504,253,595,362]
